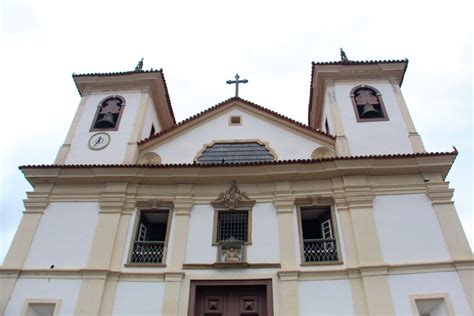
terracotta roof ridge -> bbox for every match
[311,58,409,66]
[138,96,334,145]
[19,149,458,169]
[72,69,163,77]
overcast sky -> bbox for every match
[1,0,472,261]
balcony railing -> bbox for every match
[130,241,165,264]
[303,238,338,262]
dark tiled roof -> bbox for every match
[308,59,409,126]
[19,150,457,170]
[72,69,176,125]
[312,59,408,66]
[72,69,162,77]
[138,97,335,146]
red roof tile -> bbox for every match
[138,96,335,146]
[19,150,457,170]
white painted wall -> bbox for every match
[112,281,164,316]
[185,204,218,263]
[65,90,142,164]
[247,203,279,262]
[373,194,450,264]
[299,279,354,315]
[3,278,81,316]
[185,203,280,264]
[334,81,413,155]
[389,271,472,315]
[140,98,162,141]
[150,106,327,163]
[24,202,99,269]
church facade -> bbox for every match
[1,59,472,315]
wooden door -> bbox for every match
[194,285,268,316]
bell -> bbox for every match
[360,103,381,119]
[95,112,116,128]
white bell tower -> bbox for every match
[308,58,425,156]
[55,66,175,165]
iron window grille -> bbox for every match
[216,210,249,243]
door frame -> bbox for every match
[188,279,273,316]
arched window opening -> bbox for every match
[90,96,126,131]
[350,86,388,122]
[196,141,275,164]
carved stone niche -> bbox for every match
[217,238,246,264]
[211,181,256,209]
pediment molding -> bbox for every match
[211,181,256,209]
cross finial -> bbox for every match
[340,48,348,62]
[226,74,248,97]
[135,58,144,71]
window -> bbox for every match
[350,85,388,122]
[409,294,455,316]
[297,206,340,263]
[90,95,125,131]
[22,299,61,316]
[216,210,249,243]
[229,115,242,125]
[129,210,171,264]
[211,182,255,264]
[149,124,155,138]
[196,142,275,164]
[324,118,330,134]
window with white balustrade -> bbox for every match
[297,206,340,264]
[129,210,171,265]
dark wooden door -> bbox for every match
[194,285,268,316]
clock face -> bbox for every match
[88,132,111,150]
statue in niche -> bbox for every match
[224,247,241,263]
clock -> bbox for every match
[88,132,111,150]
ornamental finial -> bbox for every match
[135,58,144,71]
[340,48,348,62]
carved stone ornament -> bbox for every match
[136,199,173,210]
[211,181,256,209]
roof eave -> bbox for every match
[20,151,457,187]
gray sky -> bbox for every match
[1,0,472,261]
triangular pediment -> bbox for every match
[138,98,335,164]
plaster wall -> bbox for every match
[373,194,450,264]
[298,279,354,315]
[334,81,413,155]
[140,98,162,140]
[389,271,471,315]
[3,278,81,315]
[150,107,326,163]
[112,281,164,315]
[24,202,99,269]
[65,91,142,164]
[185,203,280,264]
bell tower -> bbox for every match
[308,57,425,156]
[55,65,175,165]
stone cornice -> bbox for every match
[20,153,456,187]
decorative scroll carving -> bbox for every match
[211,181,256,209]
